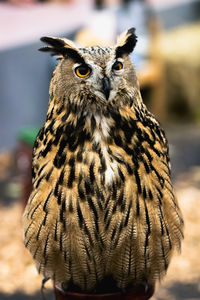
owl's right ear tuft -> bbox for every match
[39,36,85,64]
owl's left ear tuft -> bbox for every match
[115,28,137,58]
[39,36,85,64]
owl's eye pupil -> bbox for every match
[78,66,88,75]
[75,65,91,78]
[112,61,123,71]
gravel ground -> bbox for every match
[0,124,200,300]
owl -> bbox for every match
[23,28,183,296]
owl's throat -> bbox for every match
[87,113,112,144]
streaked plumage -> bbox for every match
[23,28,183,295]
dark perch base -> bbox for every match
[55,285,154,300]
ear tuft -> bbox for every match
[39,36,85,64]
[115,28,137,58]
[39,37,67,57]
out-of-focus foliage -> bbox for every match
[159,22,200,121]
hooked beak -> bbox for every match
[102,76,111,100]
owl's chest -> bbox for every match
[38,114,130,188]
[82,115,120,186]
[83,145,119,186]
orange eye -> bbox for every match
[112,61,123,71]
[75,65,91,78]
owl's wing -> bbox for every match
[23,122,106,290]
[104,106,183,285]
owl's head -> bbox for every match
[40,28,139,112]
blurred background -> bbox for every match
[0,0,200,299]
